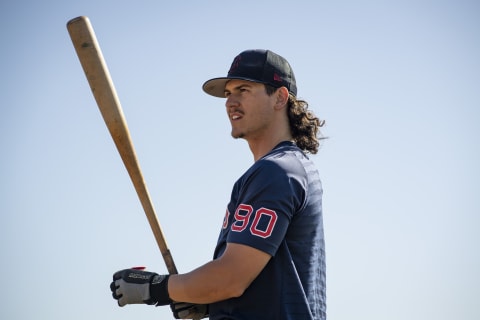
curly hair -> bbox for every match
[265,85,325,154]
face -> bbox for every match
[224,80,277,141]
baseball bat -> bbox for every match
[67,16,178,275]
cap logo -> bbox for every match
[228,55,242,74]
[273,73,283,82]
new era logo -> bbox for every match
[273,73,283,82]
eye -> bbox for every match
[224,91,231,98]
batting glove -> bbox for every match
[110,268,172,307]
[171,302,209,319]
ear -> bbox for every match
[273,87,289,110]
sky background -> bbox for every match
[1,0,479,319]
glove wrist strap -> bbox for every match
[150,274,172,306]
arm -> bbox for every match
[110,244,270,318]
[168,242,271,304]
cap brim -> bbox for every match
[202,77,230,98]
[202,76,266,98]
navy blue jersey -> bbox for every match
[210,141,326,320]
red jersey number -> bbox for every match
[230,204,277,238]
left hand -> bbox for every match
[170,302,209,319]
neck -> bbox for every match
[246,97,292,161]
[248,132,292,161]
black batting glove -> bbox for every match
[110,268,172,307]
[171,302,209,319]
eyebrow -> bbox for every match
[224,83,253,95]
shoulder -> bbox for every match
[235,142,311,190]
[259,144,309,179]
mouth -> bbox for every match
[230,112,243,121]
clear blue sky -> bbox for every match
[1,1,479,319]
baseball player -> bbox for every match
[110,49,327,319]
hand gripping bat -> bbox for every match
[67,16,178,275]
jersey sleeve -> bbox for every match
[224,157,306,256]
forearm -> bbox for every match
[111,244,270,309]
[168,258,244,304]
[167,243,271,304]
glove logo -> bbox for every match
[128,272,150,280]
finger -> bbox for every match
[174,302,191,311]
[113,270,124,280]
[178,309,190,318]
[110,281,118,292]
[111,289,122,300]
[114,280,123,297]
[117,297,126,307]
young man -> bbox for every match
[110,49,327,319]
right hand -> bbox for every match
[110,268,171,307]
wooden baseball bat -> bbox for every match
[67,16,178,275]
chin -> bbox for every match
[231,132,245,139]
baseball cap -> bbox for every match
[202,49,297,98]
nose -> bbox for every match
[225,94,238,109]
